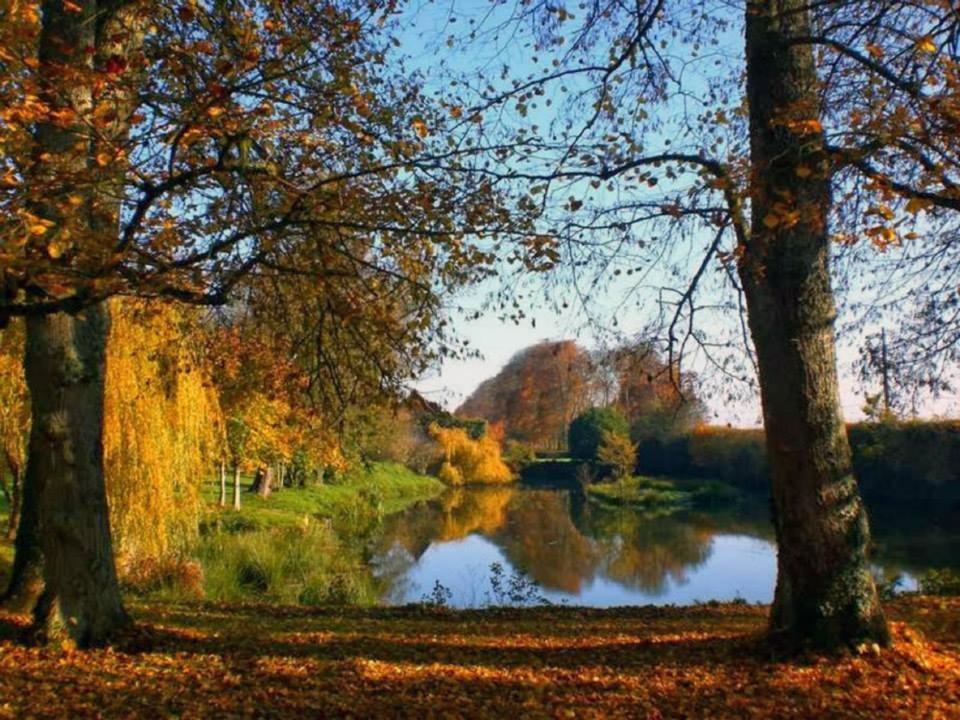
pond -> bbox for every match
[370,486,960,607]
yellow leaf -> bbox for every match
[917,36,936,54]
[206,106,225,119]
[29,223,49,236]
[905,197,932,215]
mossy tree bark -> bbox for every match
[13,0,144,646]
[25,307,129,647]
[741,0,888,651]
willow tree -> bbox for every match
[0,0,503,646]
[103,299,224,565]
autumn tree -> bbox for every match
[0,0,505,646]
[438,0,896,648]
[0,322,28,540]
[596,430,637,480]
[458,340,597,450]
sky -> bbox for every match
[401,0,960,426]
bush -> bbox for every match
[596,430,638,478]
[502,439,537,470]
[196,521,376,605]
[568,407,630,461]
[429,424,513,485]
[118,555,204,599]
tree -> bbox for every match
[568,407,630,463]
[741,0,887,649]
[0,0,503,646]
[596,430,637,480]
[0,322,28,540]
[0,321,41,612]
[458,340,597,450]
[438,0,892,648]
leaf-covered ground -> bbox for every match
[0,598,958,718]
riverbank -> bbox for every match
[0,597,956,718]
[585,476,740,511]
[201,461,445,531]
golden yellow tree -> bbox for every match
[0,321,28,539]
[430,424,513,486]
[103,299,224,566]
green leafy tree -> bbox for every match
[568,407,630,462]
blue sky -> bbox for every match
[398,0,960,425]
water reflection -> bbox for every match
[371,486,960,607]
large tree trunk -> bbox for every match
[741,0,888,651]
[2,460,43,613]
[25,308,128,646]
[17,0,144,647]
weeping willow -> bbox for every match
[104,299,225,565]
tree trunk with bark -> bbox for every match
[218,461,227,507]
[249,466,273,498]
[13,0,147,647]
[233,464,242,510]
[741,0,888,651]
[25,307,128,646]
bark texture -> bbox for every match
[25,307,128,646]
[233,465,242,510]
[250,466,273,498]
[17,0,145,646]
[218,462,227,507]
[741,0,888,650]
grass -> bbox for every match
[186,462,445,605]
[586,476,740,512]
[0,597,957,718]
[201,461,445,532]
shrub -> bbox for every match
[568,407,630,461]
[429,423,513,485]
[118,555,204,599]
[502,439,537,470]
[196,521,376,605]
[596,430,638,478]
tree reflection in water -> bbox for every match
[371,486,954,606]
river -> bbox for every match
[370,485,960,607]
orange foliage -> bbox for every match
[0,598,958,718]
[436,487,514,541]
[104,299,225,563]
[428,423,513,485]
[457,340,595,450]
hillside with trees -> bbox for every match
[457,339,704,451]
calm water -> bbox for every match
[370,486,960,607]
